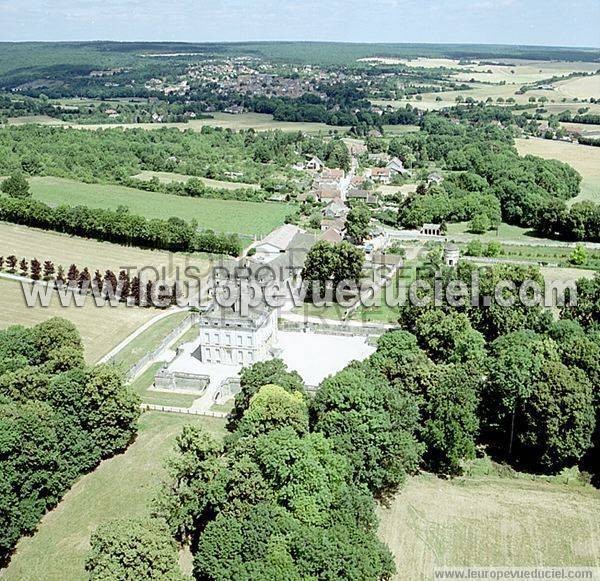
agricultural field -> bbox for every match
[0,221,213,277]
[28,176,295,237]
[560,122,600,139]
[515,137,600,203]
[132,170,260,190]
[379,469,600,580]
[0,277,159,363]
[1,412,227,581]
[6,112,345,134]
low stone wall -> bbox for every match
[141,403,227,419]
[214,377,241,404]
[153,369,210,394]
[278,318,390,337]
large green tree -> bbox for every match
[86,518,184,581]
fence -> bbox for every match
[141,403,228,418]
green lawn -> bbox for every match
[29,176,295,237]
[2,411,227,581]
[446,221,540,242]
[111,310,190,372]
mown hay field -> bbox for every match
[0,221,212,278]
[515,137,600,203]
[379,473,600,580]
[0,277,159,363]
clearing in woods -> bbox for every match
[27,176,295,236]
[0,277,159,363]
[378,471,600,580]
[1,412,227,581]
[515,137,600,203]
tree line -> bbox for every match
[0,197,242,256]
[0,256,182,307]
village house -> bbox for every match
[386,157,407,175]
[320,226,345,244]
[320,217,346,232]
[367,167,392,184]
[321,168,345,181]
[323,198,348,219]
[347,188,378,205]
[315,184,341,201]
[305,156,325,172]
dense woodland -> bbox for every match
[0,318,140,564]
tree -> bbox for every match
[413,309,486,368]
[228,359,305,432]
[32,317,83,366]
[345,202,372,244]
[86,518,184,581]
[483,330,595,472]
[29,258,41,281]
[1,174,30,199]
[18,258,28,277]
[469,213,492,234]
[42,260,55,280]
[311,362,422,496]
[0,400,67,560]
[234,384,309,439]
[569,243,588,265]
[301,241,364,300]
[421,364,480,475]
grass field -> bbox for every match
[28,176,295,236]
[132,170,260,190]
[0,277,158,363]
[1,411,227,581]
[378,470,600,580]
[0,221,212,278]
[111,310,190,372]
[515,137,600,203]
[446,221,542,242]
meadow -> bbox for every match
[0,221,213,278]
[515,137,600,203]
[0,277,159,363]
[7,112,345,134]
[1,412,227,581]
[379,469,600,580]
[28,176,295,237]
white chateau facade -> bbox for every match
[195,306,278,367]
